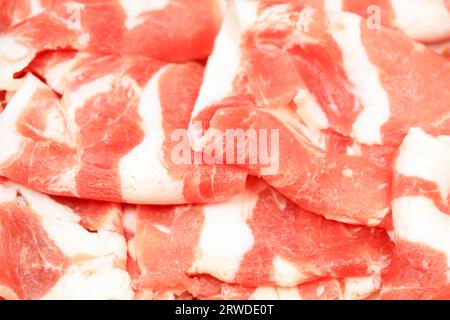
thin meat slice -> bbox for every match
[0,0,222,89]
[0,0,61,31]
[0,178,132,300]
[0,53,246,204]
[259,0,450,44]
[129,177,393,298]
[381,128,450,300]
[205,104,393,226]
[189,3,449,226]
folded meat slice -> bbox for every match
[190,3,449,226]
[381,128,450,300]
[0,53,246,204]
[0,0,222,89]
[259,0,450,44]
[0,178,132,300]
[128,177,393,299]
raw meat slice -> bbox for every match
[194,2,450,147]
[189,3,449,226]
[0,178,132,300]
[204,103,393,226]
[129,177,392,298]
[0,0,222,89]
[136,272,382,300]
[0,53,246,204]
[381,128,450,299]
[0,0,59,31]
[259,0,450,43]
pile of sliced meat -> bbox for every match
[0,0,448,300]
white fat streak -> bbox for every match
[42,256,133,300]
[249,287,302,300]
[16,185,127,260]
[391,0,450,43]
[119,0,169,30]
[42,105,71,145]
[122,205,137,235]
[344,274,381,300]
[1,181,132,299]
[294,88,329,130]
[189,188,259,282]
[272,256,308,287]
[44,57,79,94]
[0,36,34,90]
[30,0,44,16]
[0,74,43,164]
[45,167,78,197]
[190,0,258,149]
[324,0,343,11]
[0,285,19,300]
[393,196,450,265]
[396,128,450,200]
[65,74,114,137]
[0,182,18,203]
[119,66,184,204]
[327,12,391,145]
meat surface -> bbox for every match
[259,0,450,44]
[0,53,246,204]
[0,0,222,90]
[0,178,132,299]
[0,0,448,301]
[128,177,393,298]
[189,2,450,226]
[381,128,450,299]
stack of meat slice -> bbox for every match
[0,177,132,299]
[126,177,393,300]
[190,0,450,227]
[381,128,450,299]
[0,51,246,204]
[0,0,449,300]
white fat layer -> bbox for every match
[44,58,79,94]
[119,66,184,204]
[396,128,450,200]
[0,36,33,90]
[16,185,127,260]
[344,274,381,300]
[65,74,114,137]
[30,0,44,16]
[0,181,131,299]
[42,105,71,144]
[42,256,133,300]
[294,88,329,130]
[119,0,169,30]
[438,135,450,147]
[122,205,137,234]
[324,0,343,11]
[327,12,391,145]
[249,287,302,300]
[0,183,17,202]
[189,189,259,282]
[0,74,42,163]
[391,0,450,43]
[190,0,258,149]
[393,196,450,265]
[272,256,307,287]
